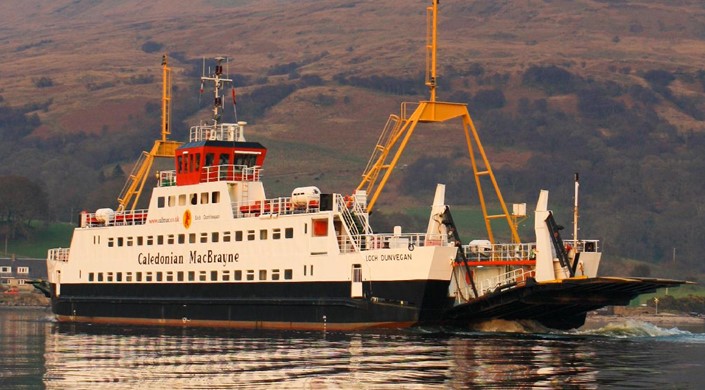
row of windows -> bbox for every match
[87,269,294,283]
[0,266,29,274]
[107,228,295,247]
[176,152,258,175]
[157,191,220,208]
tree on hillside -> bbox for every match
[0,175,49,241]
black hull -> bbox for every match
[443,277,690,330]
[50,280,453,331]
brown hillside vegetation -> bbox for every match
[2,0,705,138]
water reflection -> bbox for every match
[2,309,705,388]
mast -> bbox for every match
[200,56,233,126]
[425,0,439,102]
[116,54,183,212]
[573,172,579,250]
[161,55,171,142]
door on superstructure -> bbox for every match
[351,264,363,298]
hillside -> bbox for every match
[1,0,705,278]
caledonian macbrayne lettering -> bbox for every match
[138,250,239,266]
[365,253,413,262]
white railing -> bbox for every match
[479,268,534,296]
[232,196,320,218]
[80,209,148,228]
[461,239,601,262]
[337,232,449,253]
[462,242,536,262]
[48,248,70,262]
[190,122,244,142]
[158,165,262,187]
[201,165,261,183]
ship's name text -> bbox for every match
[365,253,413,262]
[137,250,240,266]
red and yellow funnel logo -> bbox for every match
[183,209,192,229]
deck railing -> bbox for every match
[189,123,244,142]
[337,232,449,253]
[80,209,148,228]
[478,268,534,295]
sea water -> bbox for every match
[2,307,704,388]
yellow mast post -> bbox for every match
[356,0,520,244]
[116,55,183,212]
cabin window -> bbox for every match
[199,271,207,281]
[108,238,114,247]
[285,228,294,239]
[188,154,194,172]
[178,234,185,244]
[116,272,122,282]
[219,153,229,165]
[312,219,328,237]
[246,270,254,281]
[147,236,154,246]
[222,270,230,281]
[259,270,267,280]
[273,229,281,240]
[234,270,242,281]
[200,233,208,243]
[188,271,195,281]
[272,270,280,281]
[167,234,175,245]
[260,229,268,240]
[177,271,184,282]
[157,235,164,245]
[304,224,308,234]
[166,271,173,282]
[284,269,293,280]
[247,230,255,241]
[137,237,143,246]
[156,272,163,282]
[158,196,165,208]
[211,271,218,281]
[97,273,104,282]
[145,272,153,282]
[189,233,196,244]
[212,232,219,242]
[191,193,198,205]
[205,153,215,166]
[126,272,132,282]
[235,231,243,241]
[177,155,183,173]
[234,154,257,167]
[201,192,209,204]
[212,191,220,204]
[179,194,186,206]
[223,232,231,242]
[136,272,142,282]
[88,273,94,282]
[117,237,124,247]
[127,237,133,246]
[195,153,201,170]
[168,196,176,207]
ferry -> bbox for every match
[43,1,687,331]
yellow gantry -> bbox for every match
[116,55,183,212]
[356,1,520,244]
